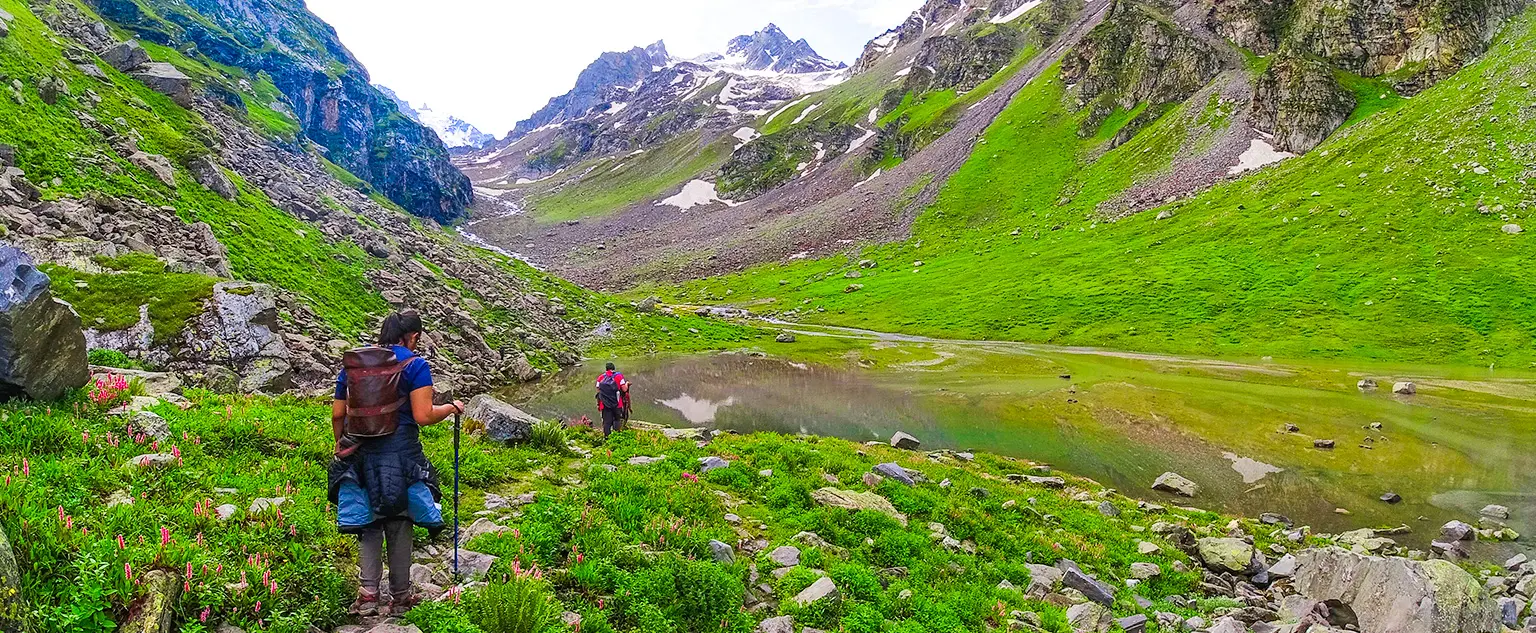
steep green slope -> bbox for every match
[658,8,1536,367]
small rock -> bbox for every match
[1314,439,1336,449]
[1129,562,1161,579]
[1381,492,1402,504]
[793,577,838,606]
[1268,554,1298,578]
[247,497,286,515]
[215,504,237,521]
[775,332,797,343]
[1117,614,1148,633]
[873,462,914,485]
[861,472,883,487]
[769,545,801,567]
[698,456,730,473]
[1503,224,1524,235]
[708,540,735,564]
[106,490,135,508]
[1137,541,1160,554]
[1482,504,1512,520]
[1393,381,1417,395]
[1065,602,1113,632]
[1357,378,1378,390]
[758,615,793,633]
[1442,520,1476,542]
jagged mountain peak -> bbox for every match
[376,84,495,150]
[722,23,846,74]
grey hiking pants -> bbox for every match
[359,517,413,596]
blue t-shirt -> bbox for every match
[335,345,433,429]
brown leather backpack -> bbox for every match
[342,347,409,437]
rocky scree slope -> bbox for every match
[78,0,473,223]
[0,0,597,395]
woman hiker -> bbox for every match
[595,362,631,436]
[328,311,465,615]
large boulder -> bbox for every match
[1152,472,1198,497]
[129,62,193,106]
[101,40,152,72]
[873,462,915,485]
[890,431,922,450]
[0,243,90,401]
[1058,559,1116,606]
[1066,602,1113,633]
[182,283,292,393]
[465,394,540,443]
[793,577,838,606]
[186,155,237,200]
[1197,537,1258,574]
[0,525,19,630]
[1292,547,1501,633]
[121,569,180,633]
[810,488,908,526]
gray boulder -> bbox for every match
[189,283,292,393]
[0,525,18,630]
[1293,547,1501,633]
[130,410,170,440]
[101,40,151,72]
[757,616,793,633]
[0,244,89,400]
[122,570,180,633]
[465,394,540,443]
[873,462,915,485]
[130,62,193,105]
[1197,537,1258,574]
[890,431,921,450]
[186,155,237,200]
[1066,602,1113,632]
[449,548,498,579]
[708,539,735,564]
[1058,559,1116,606]
[1151,472,1199,497]
[793,577,838,606]
[128,152,177,188]
[769,545,801,566]
[699,456,730,473]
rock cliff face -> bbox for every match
[1062,0,1227,134]
[0,244,89,401]
[1251,50,1356,152]
[904,26,1028,95]
[82,0,473,223]
[1205,0,1530,92]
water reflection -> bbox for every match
[1222,452,1284,484]
[657,394,738,424]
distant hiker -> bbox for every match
[328,311,465,615]
[596,362,631,436]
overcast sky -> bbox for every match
[304,0,918,136]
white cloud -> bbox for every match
[304,0,917,136]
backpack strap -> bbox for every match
[348,399,406,418]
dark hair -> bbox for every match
[378,311,424,346]
[605,362,616,371]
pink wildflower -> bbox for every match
[161,527,171,547]
[125,563,132,580]
[200,608,210,623]
[117,534,126,550]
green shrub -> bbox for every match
[406,600,487,633]
[86,348,134,369]
[529,420,569,454]
[468,575,560,633]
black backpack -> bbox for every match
[597,372,623,409]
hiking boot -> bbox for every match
[385,589,420,614]
[348,588,381,615]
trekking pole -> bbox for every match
[452,409,461,583]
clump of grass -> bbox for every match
[469,575,560,633]
[529,420,570,454]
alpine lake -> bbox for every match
[499,324,1536,560]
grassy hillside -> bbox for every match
[654,8,1536,367]
[521,131,735,223]
[0,0,387,337]
[2,386,1302,632]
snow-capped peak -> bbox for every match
[376,84,496,150]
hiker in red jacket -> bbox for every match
[595,362,631,436]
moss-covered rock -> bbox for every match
[1251,49,1356,152]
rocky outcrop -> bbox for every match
[1292,547,1502,633]
[86,0,472,222]
[1251,50,1356,153]
[1062,0,1227,135]
[507,41,672,142]
[718,121,860,200]
[903,26,1026,95]
[465,394,541,443]
[0,243,90,401]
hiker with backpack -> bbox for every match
[327,311,465,615]
[596,362,631,436]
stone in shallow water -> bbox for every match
[1151,472,1198,497]
[890,431,921,450]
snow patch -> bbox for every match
[814,142,826,161]
[854,169,883,188]
[895,67,912,77]
[657,180,737,211]
[791,103,821,125]
[733,126,761,148]
[765,97,809,125]
[789,251,811,260]
[868,107,880,124]
[606,102,628,115]
[848,127,877,153]
[990,0,1044,23]
[1228,139,1296,175]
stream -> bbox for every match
[500,325,1536,558]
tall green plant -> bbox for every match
[470,575,559,633]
